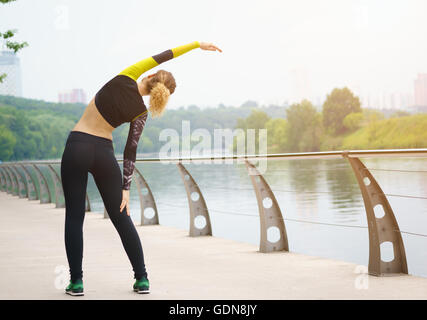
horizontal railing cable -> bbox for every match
[265,168,349,173]
[398,230,427,238]
[156,201,427,237]
[194,183,349,195]
[384,194,427,200]
[193,183,427,199]
[156,201,368,229]
[156,201,258,218]
[365,168,427,173]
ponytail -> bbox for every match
[149,82,170,118]
[146,69,176,118]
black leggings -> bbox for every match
[60,130,147,282]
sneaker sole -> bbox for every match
[66,291,84,296]
[134,288,150,294]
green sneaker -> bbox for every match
[133,277,150,294]
[65,279,84,296]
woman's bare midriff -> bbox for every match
[72,98,115,141]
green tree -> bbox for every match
[0,124,16,160]
[391,110,410,118]
[342,114,427,150]
[343,112,364,132]
[240,100,259,108]
[362,109,384,125]
[265,118,288,153]
[322,87,361,134]
[0,0,28,83]
[141,136,154,151]
[286,99,322,152]
[236,109,270,130]
[235,109,270,154]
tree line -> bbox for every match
[1,86,425,162]
[235,87,425,153]
[0,95,283,161]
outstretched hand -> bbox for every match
[120,189,130,216]
[200,41,222,53]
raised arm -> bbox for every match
[122,111,148,190]
[118,41,201,81]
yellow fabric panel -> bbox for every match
[118,41,200,81]
[118,57,159,81]
[172,41,200,58]
[131,109,148,122]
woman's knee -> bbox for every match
[109,210,134,229]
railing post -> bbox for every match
[245,160,289,253]
[176,163,212,237]
[2,166,13,194]
[11,165,28,198]
[343,153,408,276]
[47,164,65,208]
[0,167,6,191]
[32,164,51,204]
[19,164,38,200]
[5,166,19,196]
[0,167,10,192]
[134,167,159,226]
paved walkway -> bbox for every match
[1,191,427,300]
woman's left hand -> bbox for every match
[199,41,222,53]
[120,189,130,216]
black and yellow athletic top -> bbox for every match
[94,41,200,190]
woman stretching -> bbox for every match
[60,40,222,296]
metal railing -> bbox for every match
[1,148,427,277]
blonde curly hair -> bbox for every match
[146,70,176,118]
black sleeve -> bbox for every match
[122,112,148,190]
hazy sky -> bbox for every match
[1,0,427,108]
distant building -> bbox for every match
[360,91,413,110]
[414,74,427,107]
[0,51,23,97]
[58,88,87,104]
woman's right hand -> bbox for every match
[120,189,130,216]
[199,42,222,53]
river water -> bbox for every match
[85,157,427,278]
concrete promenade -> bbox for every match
[1,191,427,300]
